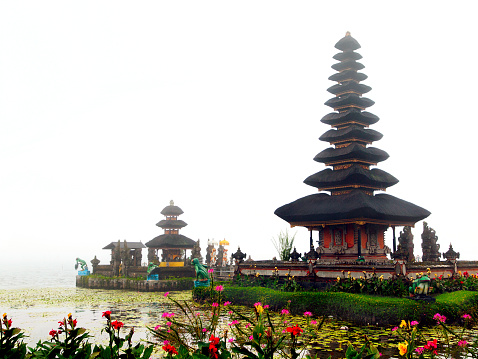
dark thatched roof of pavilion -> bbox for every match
[274,189,430,227]
[146,234,196,249]
[103,241,146,250]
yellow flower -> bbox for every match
[255,305,264,314]
[398,341,408,356]
[360,276,364,279]
[337,277,340,282]
[400,320,407,328]
[459,271,462,275]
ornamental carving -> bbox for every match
[421,222,440,262]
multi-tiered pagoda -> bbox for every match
[146,200,196,267]
[275,32,430,262]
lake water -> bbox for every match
[1,261,467,359]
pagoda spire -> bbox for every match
[304,32,399,195]
[274,33,430,261]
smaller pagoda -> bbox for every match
[146,200,197,267]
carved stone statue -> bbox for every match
[421,222,440,262]
[289,247,301,261]
[147,262,159,274]
[90,256,100,274]
[217,245,224,267]
[75,258,88,271]
[206,240,215,267]
[231,247,247,264]
[191,239,203,263]
[443,243,460,262]
[192,258,210,281]
[393,226,414,261]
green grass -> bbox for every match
[194,286,478,326]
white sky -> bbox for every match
[1,1,477,267]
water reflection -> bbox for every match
[0,288,471,359]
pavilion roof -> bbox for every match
[103,241,146,250]
[146,234,196,249]
[274,190,430,227]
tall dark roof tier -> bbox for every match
[321,110,379,127]
[335,32,361,51]
[313,143,389,165]
[274,190,430,227]
[156,219,187,229]
[161,200,184,216]
[331,60,365,72]
[320,126,382,144]
[324,94,374,110]
[328,70,367,83]
[146,234,196,249]
[274,32,430,227]
[304,165,398,191]
[333,51,362,61]
[327,82,371,96]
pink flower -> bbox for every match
[433,313,446,323]
[281,309,289,315]
[202,328,207,332]
[224,301,231,306]
[195,313,200,316]
[415,347,425,355]
[228,311,233,314]
[249,335,253,340]
[228,320,239,326]
[462,314,472,320]
[303,311,312,317]
[245,323,251,328]
[212,302,219,307]
[208,268,214,273]
[254,302,262,307]
[166,322,172,327]
[311,320,317,325]
[391,327,399,331]
[215,285,224,292]
[263,305,270,309]
[164,292,169,297]
[282,329,286,333]
[410,321,419,326]
[458,340,468,347]
[154,325,161,331]
[163,340,170,345]
[228,338,235,343]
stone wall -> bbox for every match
[76,276,194,292]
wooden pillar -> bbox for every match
[392,226,396,253]
[309,229,314,250]
[357,227,362,258]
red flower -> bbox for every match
[49,329,58,337]
[58,321,64,327]
[72,319,77,327]
[424,339,438,350]
[111,320,124,330]
[162,344,178,355]
[286,325,303,336]
[102,311,111,319]
[209,335,220,359]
